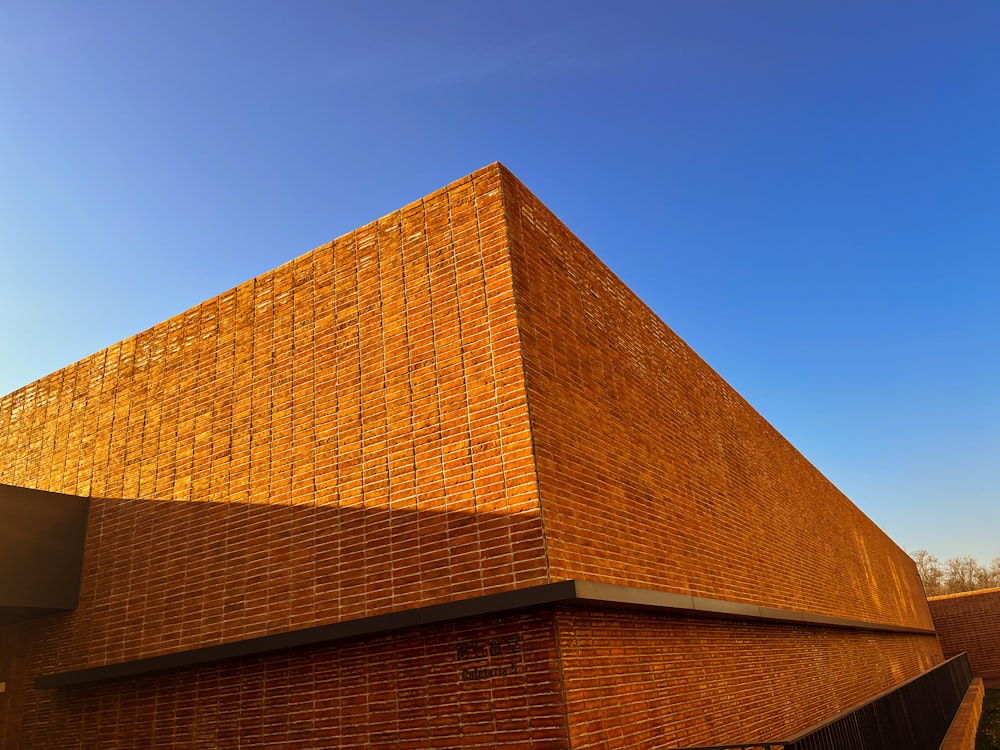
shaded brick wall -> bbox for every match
[500,167,933,631]
[0,165,548,676]
[0,625,21,748]
[929,587,1000,684]
[9,610,568,749]
[555,608,942,749]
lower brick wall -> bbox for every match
[555,608,944,748]
[929,588,1000,686]
[4,610,569,750]
[4,604,950,748]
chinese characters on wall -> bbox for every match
[454,633,523,681]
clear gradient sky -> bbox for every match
[2,2,998,563]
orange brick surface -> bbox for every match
[10,611,569,749]
[556,609,940,748]
[0,167,548,672]
[929,588,1000,685]
[501,169,932,631]
[0,164,944,747]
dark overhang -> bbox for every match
[0,483,90,625]
[35,579,935,689]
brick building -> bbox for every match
[929,588,1000,688]
[0,164,950,747]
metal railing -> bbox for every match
[662,652,973,750]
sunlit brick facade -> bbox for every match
[0,164,944,748]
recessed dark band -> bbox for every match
[36,580,935,689]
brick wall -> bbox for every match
[0,164,949,746]
[500,167,932,631]
[556,608,941,748]
[9,610,568,749]
[0,166,547,676]
[2,603,945,749]
[929,587,1000,685]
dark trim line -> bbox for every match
[570,580,937,636]
[35,580,935,688]
[34,581,577,688]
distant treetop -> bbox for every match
[910,550,1000,597]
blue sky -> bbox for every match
[2,2,997,564]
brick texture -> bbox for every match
[0,164,946,746]
[0,166,547,674]
[556,608,940,748]
[0,166,555,746]
[929,587,1000,685]
[10,610,569,750]
[500,168,932,631]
